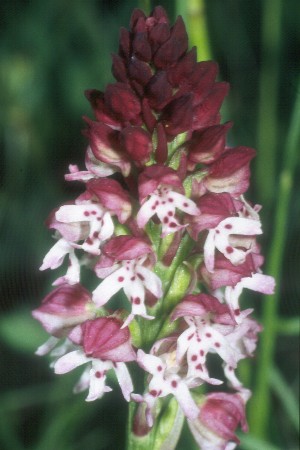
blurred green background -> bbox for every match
[0,0,299,449]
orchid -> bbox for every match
[33,6,275,450]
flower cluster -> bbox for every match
[33,7,275,450]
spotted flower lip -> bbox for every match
[132,339,200,427]
[199,252,265,291]
[204,216,263,272]
[33,6,276,446]
[188,192,244,240]
[171,294,242,385]
[93,236,163,327]
[137,165,199,236]
[54,317,135,402]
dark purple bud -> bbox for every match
[102,236,153,261]
[128,56,153,86]
[104,82,142,125]
[155,123,168,164]
[130,8,146,32]
[132,18,152,62]
[193,82,229,130]
[161,94,193,137]
[187,122,232,166]
[142,98,157,132]
[167,47,197,86]
[148,22,170,54]
[121,126,152,165]
[146,71,173,110]
[119,27,131,59]
[111,53,128,83]
[84,90,120,128]
[154,16,188,68]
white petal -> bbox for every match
[204,230,216,272]
[176,327,196,363]
[217,217,262,236]
[99,212,115,241]
[137,350,165,375]
[35,336,59,356]
[136,266,163,299]
[114,362,134,401]
[239,273,275,295]
[167,191,200,216]
[136,196,157,228]
[170,379,199,420]
[92,267,126,306]
[86,364,108,401]
[54,350,89,374]
[40,239,71,271]
[56,204,104,223]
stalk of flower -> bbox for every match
[32,6,275,450]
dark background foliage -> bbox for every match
[0,1,299,449]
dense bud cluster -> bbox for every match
[33,7,274,449]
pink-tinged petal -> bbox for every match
[35,336,60,356]
[225,273,275,312]
[86,178,132,223]
[138,165,183,202]
[83,118,131,176]
[92,267,126,306]
[54,350,90,374]
[40,239,71,271]
[137,266,163,299]
[204,147,256,196]
[102,236,153,261]
[32,284,93,335]
[114,362,134,401]
[239,273,275,295]
[187,123,232,166]
[172,301,207,322]
[85,146,117,177]
[170,379,199,421]
[204,229,217,272]
[136,196,158,228]
[137,349,165,375]
[81,317,135,362]
[167,191,200,216]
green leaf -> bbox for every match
[269,366,299,433]
[239,433,281,450]
[0,308,48,353]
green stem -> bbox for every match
[255,0,282,206]
[175,0,212,60]
[248,77,300,438]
